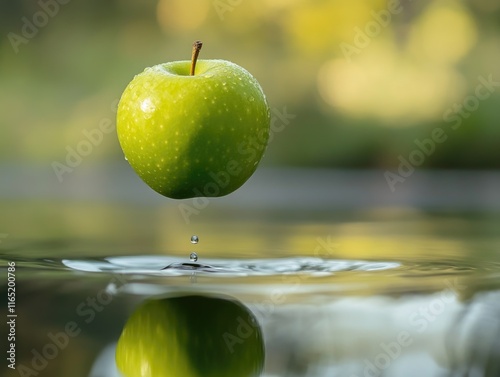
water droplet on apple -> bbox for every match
[190,235,199,244]
[189,252,198,262]
[124,156,128,161]
[222,82,227,86]
[249,96,255,102]
[140,98,156,118]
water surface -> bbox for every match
[1,169,500,377]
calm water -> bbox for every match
[1,169,500,377]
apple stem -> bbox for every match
[190,41,203,76]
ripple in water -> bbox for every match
[61,256,401,277]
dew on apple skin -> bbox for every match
[190,235,199,244]
[140,98,156,116]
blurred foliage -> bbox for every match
[1,0,500,168]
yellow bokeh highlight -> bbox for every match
[157,0,210,32]
[284,0,386,55]
[317,1,476,125]
[407,0,477,65]
[318,45,465,124]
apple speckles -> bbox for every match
[117,59,270,199]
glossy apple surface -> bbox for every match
[117,60,270,199]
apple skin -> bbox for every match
[117,59,270,199]
[115,294,265,377]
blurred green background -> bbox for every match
[1,0,499,170]
[2,4,500,377]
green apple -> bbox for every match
[117,42,270,199]
[116,294,265,377]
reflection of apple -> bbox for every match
[116,294,265,377]
[117,41,270,199]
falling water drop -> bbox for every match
[190,235,199,244]
[189,252,198,262]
